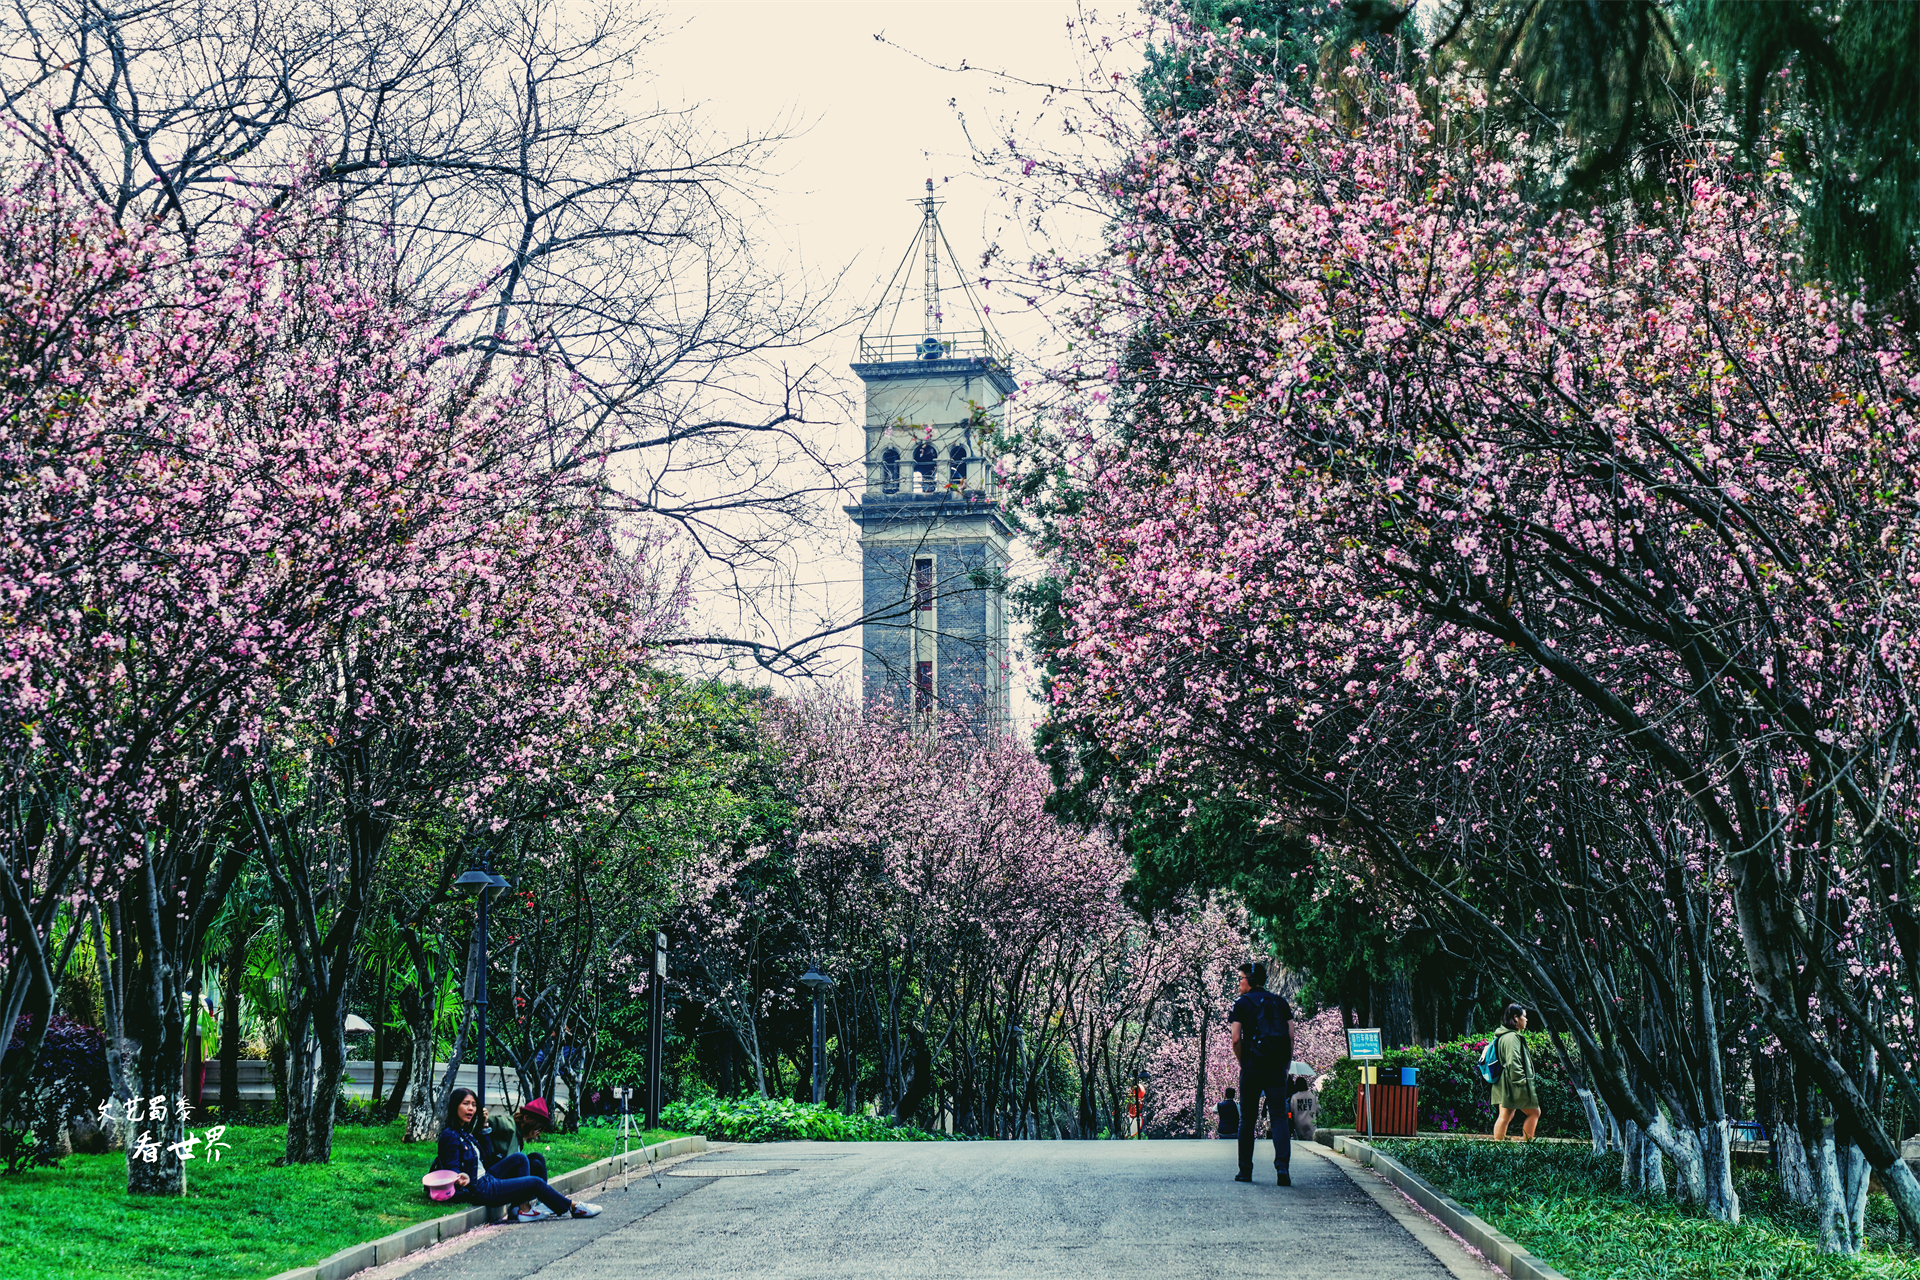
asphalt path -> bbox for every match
[366,1139,1497,1280]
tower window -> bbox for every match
[912,441,937,493]
[881,448,901,494]
[916,660,934,712]
[915,558,934,612]
[948,444,968,487]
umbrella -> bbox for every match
[344,1014,375,1034]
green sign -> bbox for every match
[1346,1027,1383,1060]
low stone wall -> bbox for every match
[202,1060,568,1107]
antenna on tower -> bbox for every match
[858,180,1009,369]
[922,178,942,347]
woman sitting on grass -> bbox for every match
[433,1088,601,1220]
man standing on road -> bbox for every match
[1229,961,1294,1186]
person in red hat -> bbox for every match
[485,1097,561,1221]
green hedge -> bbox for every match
[660,1096,960,1143]
[1318,1032,1580,1138]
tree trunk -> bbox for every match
[1840,1139,1870,1253]
[373,955,388,1106]
[1381,974,1413,1049]
[894,1025,932,1124]
[1810,1119,1851,1254]
[285,1007,348,1163]
[94,904,132,1111]
[402,1012,440,1142]
[1573,1087,1608,1152]
[1697,1120,1740,1225]
[269,1033,288,1118]
[1545,1027,1610,1152]
[1620,1121,1666,1195]
[382,1032,413,1125]
[1878,1159,1920,1260]
[1651,1114,1707,1205]
[120,840,237,1196]
[219,923,244,1115]
[282,1009,315,1159]
[741,1024,767,1097]
[1194,1010,1209,1140]
[122,983,189,1195]
[399,926,444,1142]
[1776,1119,1818,1206]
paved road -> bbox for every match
[369,1140,1494,1280]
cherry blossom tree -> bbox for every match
[0,141,685,1181]
[1012,25,1920,1244]
[3,0,857,677]
[667,695,1240,1138]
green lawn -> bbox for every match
[1378,1139,1920,1280]
[13,1120,685,1280]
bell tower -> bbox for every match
[846,181,1014,729]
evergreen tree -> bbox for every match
[1413,0,1920,300]
[1691,0,1920,301]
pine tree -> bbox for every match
[1692,0,1920,300]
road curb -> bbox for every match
[1323,1133,1572,1280]
[265,1135,708,1280]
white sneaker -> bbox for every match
[569,1202,602,1219]
[516,1207,547,1222]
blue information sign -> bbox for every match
[1346,1027,1384,1060]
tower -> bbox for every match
[846,182,1015,729]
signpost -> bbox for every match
[647,933,667,1128]
[1346,1028,1384,1141]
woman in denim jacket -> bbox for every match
[433,1088,601,1219]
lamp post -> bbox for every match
[799,965,834,1105]
[452,860,512,1126]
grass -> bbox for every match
[12,1119,685,1280]
[1377,1139,1920,1280]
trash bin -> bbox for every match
[1355,1083,1419,1135]
[1400,1067,1418,1087]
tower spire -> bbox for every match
[922,178,942,339]
[857,181,1006,369]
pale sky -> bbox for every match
[652,1,1142,731]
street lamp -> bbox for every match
[453,861,512,1126]
[799,965,834,1105]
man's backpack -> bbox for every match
[1245,991,1292,1064]
[1477,1033,1506,1085]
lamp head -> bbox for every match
[799,965,834,993]
[451,868,493,898]
[487,874,512,900]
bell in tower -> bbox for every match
[846,181,1014,729]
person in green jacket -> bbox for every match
[485,1098,558,1220]
[1490,1004,1541,1141]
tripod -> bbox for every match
[618,1087,658,1190]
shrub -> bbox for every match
[1317,1032,1580,1138]
[1,1013,110,1169]
[660,1096,961,1143]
